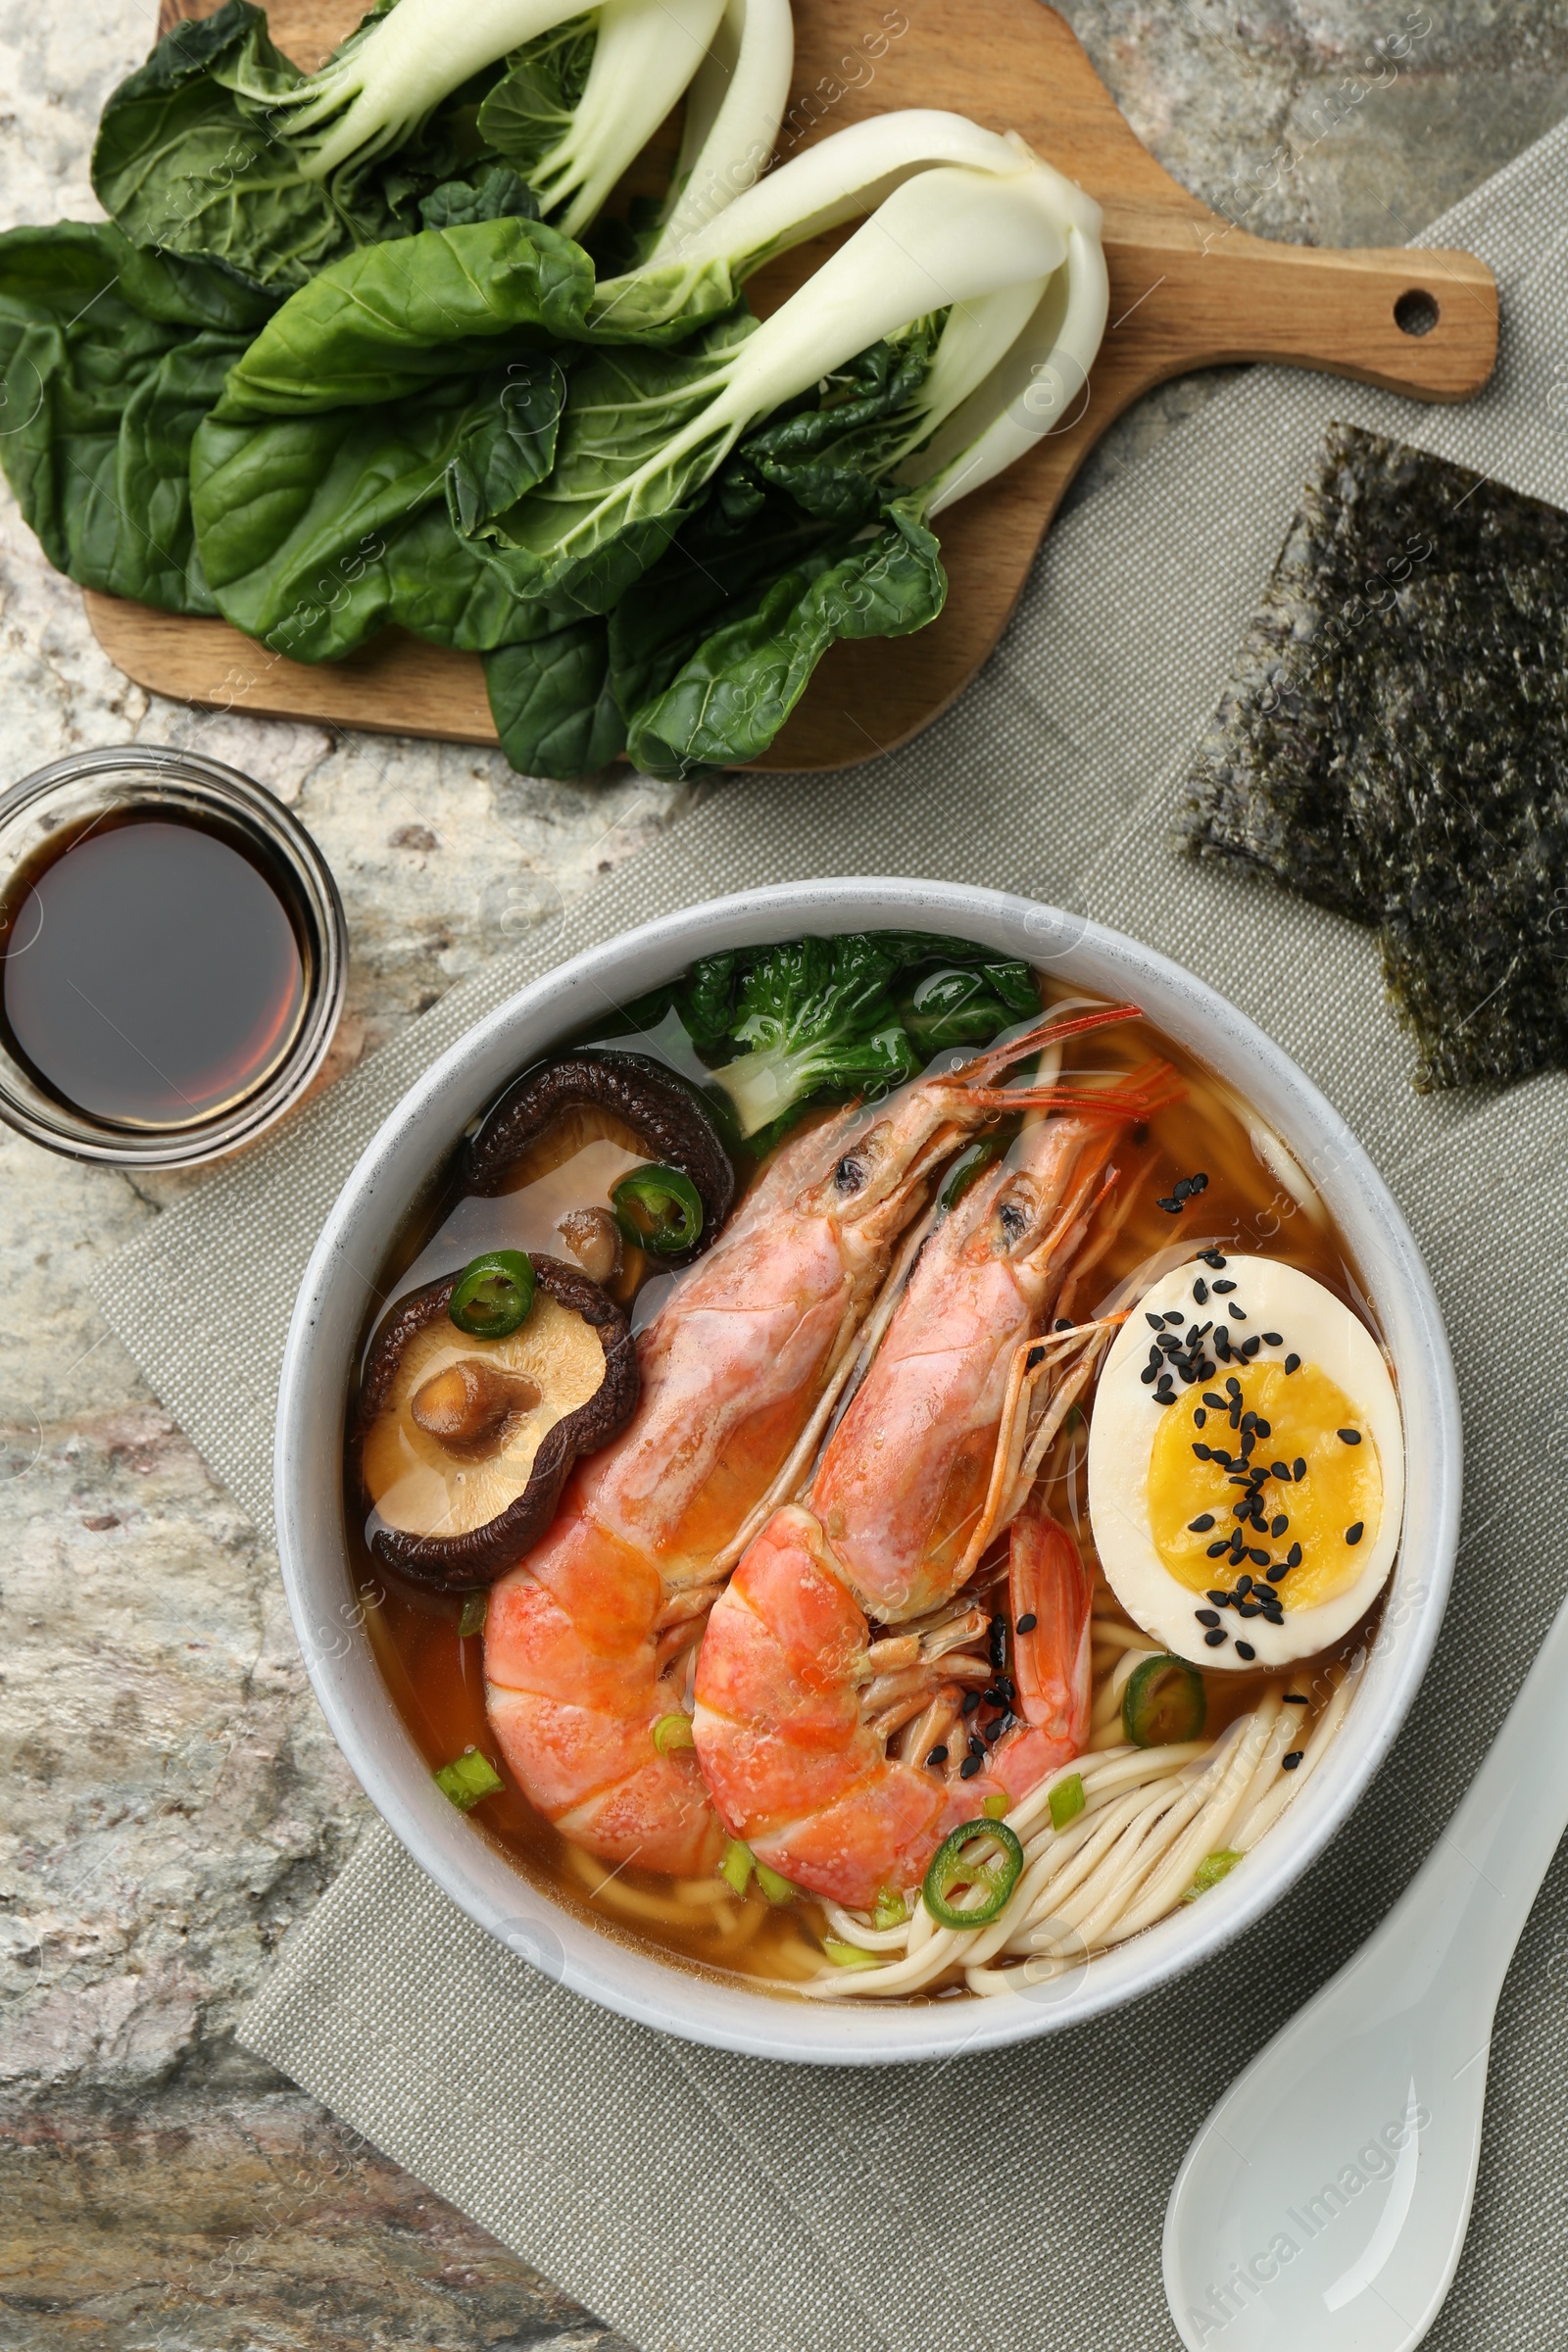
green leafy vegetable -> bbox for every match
[216,216,595,417]
[0,222,270,614]
[485,615,626,775]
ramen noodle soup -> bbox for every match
[348,934,1401,2002]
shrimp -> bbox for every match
[693,1061,1181,1901]
[692,1500,1093,1909]
[483,1002,1137,1874]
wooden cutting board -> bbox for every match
[87,0,1498,772]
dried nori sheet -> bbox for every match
[1185,422,1568,1089]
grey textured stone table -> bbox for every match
[1,6,1562,2344]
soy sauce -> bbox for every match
[0,807,308,1129]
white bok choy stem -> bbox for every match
[913,219,1110,514]
[654,0,796,253]
[593,109,1040,327]
[285,0,590,179]
[532,0,727,237]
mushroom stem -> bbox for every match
[411,1358,541,1455]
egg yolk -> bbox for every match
[1147,1360,1382,1611]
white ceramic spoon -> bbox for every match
[1163,1593,1568,2351]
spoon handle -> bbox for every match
[1398,1589,1568,2001]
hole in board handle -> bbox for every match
[1395,289,1441,338]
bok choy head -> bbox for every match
[461,157,1076,613]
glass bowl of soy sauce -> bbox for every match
[0,745,347,1166]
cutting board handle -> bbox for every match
[1113,225,1499,404]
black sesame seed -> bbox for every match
[1200,1250,1227,1269]
[1190,1173,1209,1194]
[1248,1546,1269,1567]
[1189,1514,1216,1533]
[959,1754,983,1779]
[1271,1514,1289,1538]
[1206,1590,1231,1607]
[1235,1574,1253,1595]
[968,1736,985,1758]
[1266,1564,1289,1583]
[1204,1628,1229,1648]
[1236,1600,1262,1619]
[1206,1541,1229,1558]
[1156,1196,1183,1214]
[1016,1612,1038,1635]
[1194,1278,1209,1305]
[1235,1641,1256,1662]
[1271,1460,1291,1482]
[1140,1366,1158,1386]
[1282,1751,1303,1771]
[1285,1353,1300,1374]
[1253,1418,1271,1439]
[1293,1457,1306,1483]
[1339,1428,1362,1446]
[1193,1443,1212,1461]
[1145,1312,1164,1331]
[1213,1279,1237,1294]
[1262,1331,1282,1346]
[1194,1408,1207,1428]
[1242,1336,1261,1358]
[1287,1544,1302,1568]
[1225,1377,1242,1396]
[1346,1522,1364,1545]
[961,1691,981,1716]
[1203,1392,1226,1408]
[983,1719,1004,1744]
[1196,1608,1220,1627]
[1199,1359,1217,1380]
[1285,1694,1308,1704]
[1228,1302,1247,1321]
[926,1745,949,1767]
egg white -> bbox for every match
[1086,1255,1404,1670]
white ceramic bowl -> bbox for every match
[274,879,1461,2065]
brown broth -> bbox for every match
[348,980,1392,1998]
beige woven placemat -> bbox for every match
[96,122,1568,2352]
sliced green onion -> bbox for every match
[612,1163,705,1254]
[1049,1772,1086,1832]
[653,1712,696,1755]
[434,1748,505,1811]
[981,1791,1010,1820]
[1123,1654,1207,1748]
[754,1858,796,1905]
[449,1249,535,1338]
[720,1838,753,1897]
[458,1592,488,1640]
[872,1888,909,1932]
[1183,1849,1243,1903]
[823,1938,881,1970]
[922,1819,1025,1930]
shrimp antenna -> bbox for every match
[965,1057,1187,1121]
[952,1001,1142,1092]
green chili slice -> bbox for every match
[652,1713,696,1755]
[449,1249,535,1338]
[434,1748,505,1810]
[1122,1654,1207,1748]
[458,1592,488,1640]
[922,1819,1025,1929]
[612,1163,705,1254]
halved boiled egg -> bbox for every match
[1087,1254,1403,1670]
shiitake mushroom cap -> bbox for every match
[466,1052,734,1253]
[358,1256,638,1592]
